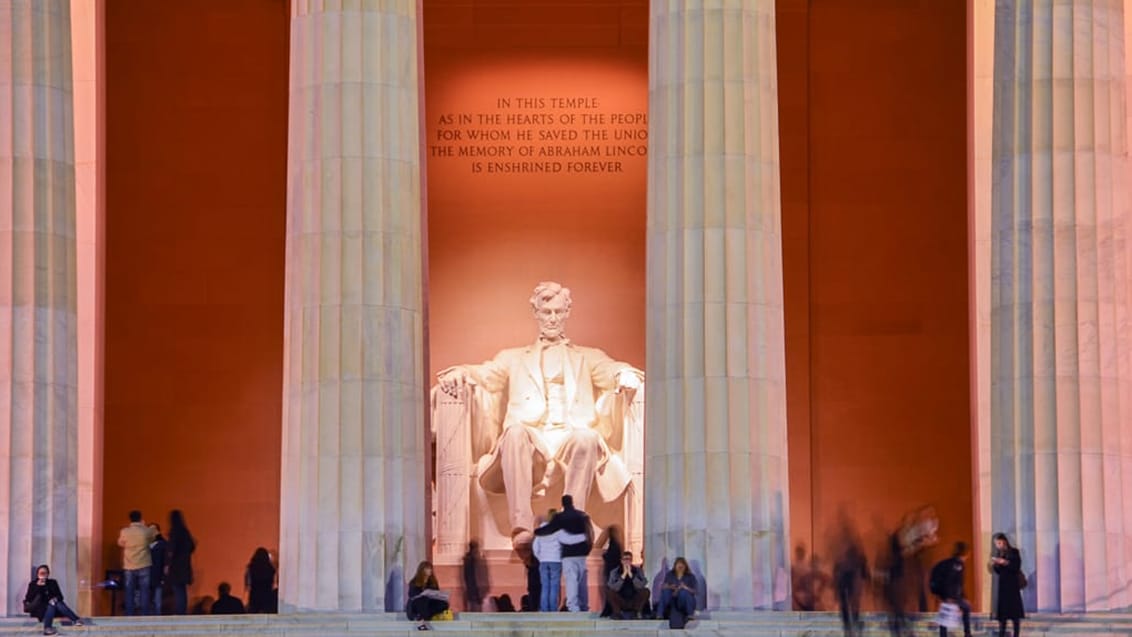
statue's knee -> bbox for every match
[499,425,532,448]
[568,428,601,450]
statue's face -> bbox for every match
[534,293,570,341]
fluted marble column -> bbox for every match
[0,0,79,616]
[990,0,1132,612]
[645,0,790,611]
[280,0,426,612]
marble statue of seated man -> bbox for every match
[437,281,643,549]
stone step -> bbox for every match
[0,612,1128,637]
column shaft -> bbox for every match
[644,0,790,611]
[0,0,79,615]
[990,0,1132,612]
[280,0,426,612]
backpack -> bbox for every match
[929,559,950,597]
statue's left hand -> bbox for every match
[617,368,643,392]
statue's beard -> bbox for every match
[540,327,565,341]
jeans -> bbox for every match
[539,561,562,611]
[42,600,80,630]
[659,588,695,619]
[124,568,151,616]
[151,585,162,614]
[561,557,588,612]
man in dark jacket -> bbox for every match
[534,494,592,611]
[211,582,245,614]
[931,542,971,637]
[149,525,168,615]
[606,551,650,619]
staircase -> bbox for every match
[1,611,1130,636]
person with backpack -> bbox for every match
[930,542,972,637]
[989,533,1024,637]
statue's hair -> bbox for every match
[529,281,572,311]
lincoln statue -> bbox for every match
[436,281,644,549]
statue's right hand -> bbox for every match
[438,368,470,397]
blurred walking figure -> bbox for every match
[791,544,830,611]
[903,506,939,611]
[989,533,1024,637]
[461,540,489,612]
[596,524,623,616]
[832,520,869,637]
[880,528,911,637]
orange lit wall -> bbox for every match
[97,0,971,614]
[424,1,648,376]
[102,1,288,610]
[778,0,975,607]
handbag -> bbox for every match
[1017,571,1028,590]
[23,593,45,616]
[937,602,962,629]
[430,608,454,621]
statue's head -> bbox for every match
[530,281,572,342]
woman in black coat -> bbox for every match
[990,532,1024,637]
[245,547,277,613]
[24,564,83,635]
[167,509,196,615]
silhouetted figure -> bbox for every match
[792,544,831,611]
[407,561,449,630]
[167,510,196,615]
[149,524,168,615]
[881,530,911,637]
[523,553,541,611]
[24,564,83,636]
[834,534,869,636]
[461,540,489,612]
[191,596,215,615]
[597,524,623,616]
[245,547,277,614]
[931,541,972,637]
[211,582,245,614]
[492,593,516,612]
[989,533,1024,637]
